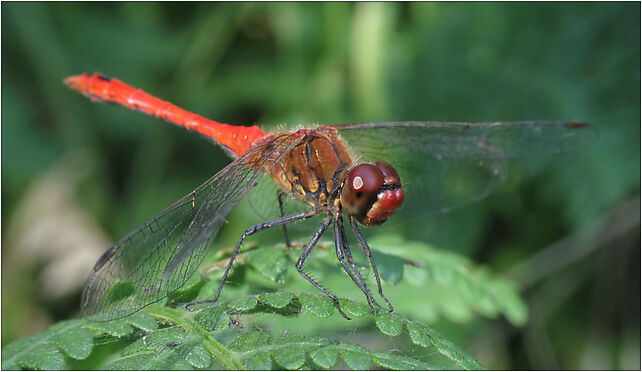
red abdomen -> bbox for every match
[64,73,266,157]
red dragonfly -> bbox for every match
[65,72,595,321]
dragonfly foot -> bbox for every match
[184,298,218,312]
[332,299,351,320]
[386,303,394,313]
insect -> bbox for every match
[65,72,595,321]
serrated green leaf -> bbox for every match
[2,319,92,370]
[371,350,436,370]
[246,245,290,283]
[309,346,339,369]
[460,274,496,317]
[105,353,158,370]
[259,291,294,309]
[375,313,404,336]
[146,306,245,370]
[47,320,93,360]
[125,311,159,332]
[272,343,306,370]
[239,352,272,370]
[106,352,194,370]
[195,306,228,331]
[84,318,133,337]
[493,280,529,326]
[298,293,334,317]
[339,299,370,317]
[2,337,65,370]
[228,295,258,311]
[111,326,213,370]
[407,321,485,370]
[185,343,212,369]
[371,249,404,284]
[427,327,485,370]
[407,321,432,348]
[120,327,186,356]
[340,344,372,370]
[383,236,529,325]
[16,342,65,370]
[229,330,270,351]
[3,289,484,371]
[231,331,271,370]
[2,336,31,369]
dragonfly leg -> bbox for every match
[295,215,350,320]
[349,216,394,313]
[340,233,382,311]
[334,214,381,313]
[185,209,318,311]
[277,190,292,248]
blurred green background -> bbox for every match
[2,2,639,369]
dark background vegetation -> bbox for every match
[2,2,639,369]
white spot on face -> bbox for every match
[352,176,364,190]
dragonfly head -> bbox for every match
[340,161,404,226]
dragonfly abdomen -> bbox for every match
[64,72,266,157]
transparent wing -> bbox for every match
[335,121,596,217]
[81,133,304,321]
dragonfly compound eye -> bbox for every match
[341,162,404,226]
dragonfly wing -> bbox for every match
[81,134,303,321]
[335,121,595,217]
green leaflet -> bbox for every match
[258,292,294,309]
[375,313,405,336]
[309,346,339,369]
[2,293,484,370]
[2,320,92,370]
[245,245,290,283]
[366,235,529,326]
[297,293,335,318]
[407,320,485,370]
[110,327,213,370]
[227,296,259,311]
[2,337,65,370]
[340,344,373,370]
[3,236,530,370]
[198,238,527,327]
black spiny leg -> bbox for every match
[334,214,381,313]
[340,222,381,310]
[277,191,293,247]
[295,215,350,320]
[185,209,318,310]
[349,216,394,313]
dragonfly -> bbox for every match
[64,72,595,321]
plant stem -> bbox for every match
[146,305,246,370]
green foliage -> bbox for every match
[1,238,520,370]
[181,238,529,327]
[2,293,486,370]
[2,3,639,370]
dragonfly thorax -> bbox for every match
[340,161,404,226]
[265,128,353,207]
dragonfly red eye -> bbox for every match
[349,164,384,193]
[376,161,400,185]
[340,162,403,226]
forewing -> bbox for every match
[335,121,595,217]
[81,133,303,321]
